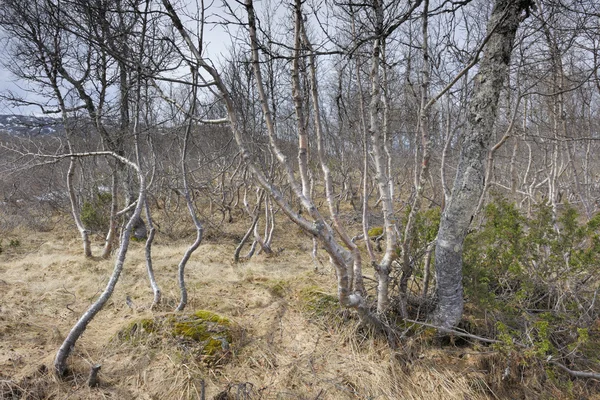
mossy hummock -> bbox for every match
[117,310,234,362]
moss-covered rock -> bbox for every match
[116,310,234,364]
[171,311,232,356]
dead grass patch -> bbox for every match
[1,225,597,399]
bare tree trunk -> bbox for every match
[161,0,386,333]
[475,94,522,217]
[349,9,377,265]
[381,41,399,241]
[362,126,376,263]
[144,199,160,308]
[291,13,311,200]
[101,170,119,258]
[67,157,92,258]
[235,188,263,262]
[300,4,365,294]
[368,0,397,314]
[400,0,430,318]
[176,69,204,312]
[509,98,525,195]
[264,196,276,249]
[432,0,531,328]
[51,75,92,258]
[523,140,534,216]
[421,240,435,298]
[235,213,260,262]
[55,153,144,376]
[240,188,271,258]
[133,2,161,308]
[440,98,457,212]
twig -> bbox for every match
[551,361,600,380]
[61,285,77,313]
[404,319,503,345]
[405,319,600,380]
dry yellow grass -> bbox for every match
[0,223,590,399]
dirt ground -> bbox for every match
[0,225,591,399]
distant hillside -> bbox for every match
[0,114,62,136]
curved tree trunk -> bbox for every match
[175,66,204,312]
[54,154,144,376]
[432,0,532,328]
[161,0,391,334]
[235,188,263,262]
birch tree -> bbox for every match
[53,151,146,375]
[432,0,534,328]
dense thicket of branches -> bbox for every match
[1,0,600,379]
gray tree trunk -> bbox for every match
[175,72,204,312]
[54,153,144,376]
[432,0,532,328]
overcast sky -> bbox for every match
[0,1,248,116]
[0,57,35,115]
[0,0,362,116]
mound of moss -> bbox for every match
[171,311,232,356]
[117,310,234,364]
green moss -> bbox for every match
[299,286,340,318]
[193,310,231,325]
[203,338,227,356]
[116,310,234,362]
[172,321,208,340]
[368,226,384,238]
[97,191,112,205]
[171,311,232,357]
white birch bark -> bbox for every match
[54,152,144,376]
[432,0,532,328]
[233,190,264,263]
[475,94,523,217]
[131,2,161,308]
[368,0,397,314]
[349,8,377,264]
[299,4,365,294]
[175,70,204,312]
[66,156,93,258]
[50,73,93,258]
[101,171,119,259]
[161,0,388,330]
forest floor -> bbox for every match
[0,220,595,399]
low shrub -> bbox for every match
[463,199,600,380]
